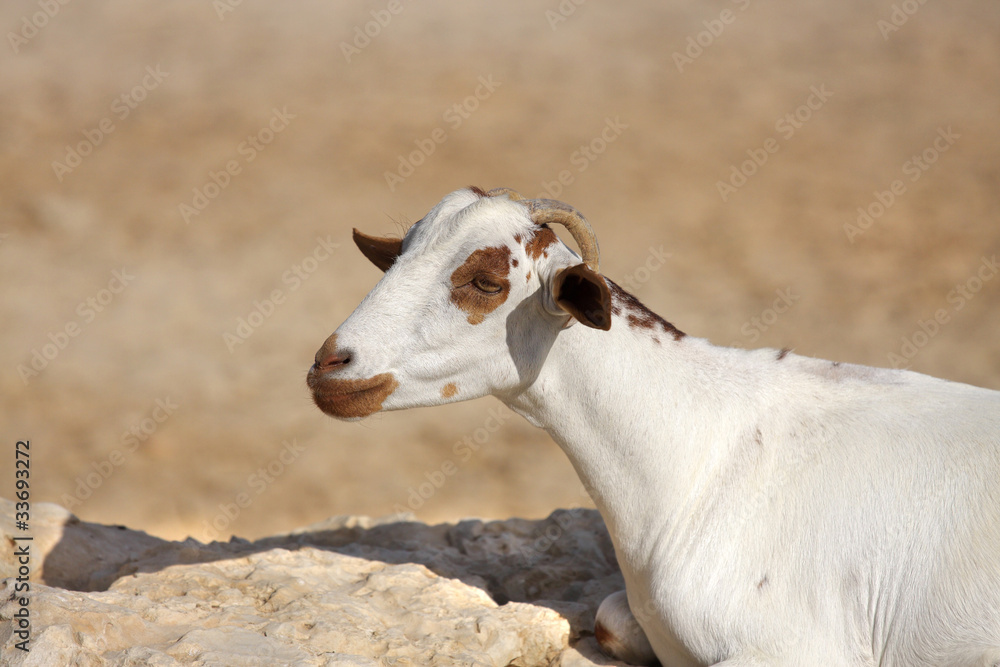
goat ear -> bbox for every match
[353,229,402,272]
[553,263,612,331]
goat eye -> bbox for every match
[471,276,502,294]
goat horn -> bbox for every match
[526,199,601,273]
[485,187,525,201]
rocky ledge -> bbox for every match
[0,499,630,666]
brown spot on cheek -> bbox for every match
[450,246,512,325]
[442,383,457,398]
[524,225,558,261]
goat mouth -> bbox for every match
[308,371,398,419]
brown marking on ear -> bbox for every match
[353,229,402,272]
[608,279,685,341]
[442,383,457,398]
[554,264,612,330]
[308,372,398,419]
[524,225,558,261]
[449,246,512,325]
[777,347,791,361]
[469,185,487,197]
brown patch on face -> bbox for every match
[608,279,685,341]
[441,383,457,398]
[524,225,558,261]
[307,372,398,419]
[450,245,512,325]
[313,333,339,367]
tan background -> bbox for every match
[1,0,998,542]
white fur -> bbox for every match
[317,188,1000,666]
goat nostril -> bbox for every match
[317,352,350,371]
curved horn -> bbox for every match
[526,199,601,273]
[484,187,525,202]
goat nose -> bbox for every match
[313,334,351,372]
[315,349,351,371]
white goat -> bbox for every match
[307,187,1000,666]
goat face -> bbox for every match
[307,187,612,420]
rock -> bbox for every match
[0,500,166,592]
[0,500,631,666]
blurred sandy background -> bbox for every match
[1,0,997,542]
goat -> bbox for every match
[307,187,1000,666]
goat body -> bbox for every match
[309,188,1000,666]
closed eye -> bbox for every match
[471,276,503,294]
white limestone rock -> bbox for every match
[0,500,630,665]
